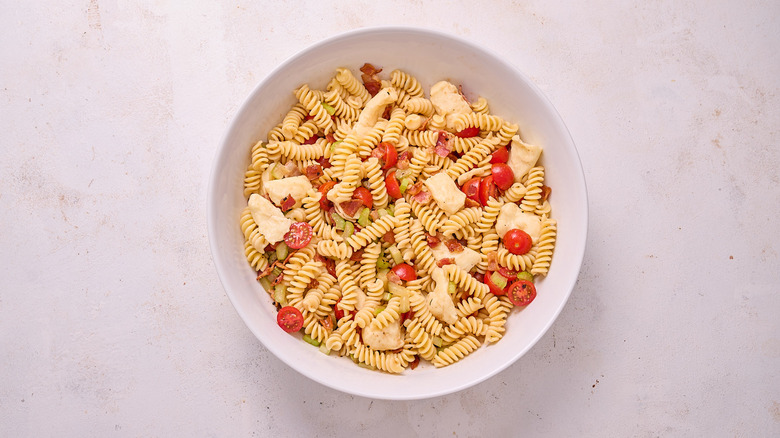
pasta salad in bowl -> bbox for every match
[208,27,587,399]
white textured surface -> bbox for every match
[1,1,778,436]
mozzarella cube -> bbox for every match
[247,194,293,245]
[362,319,404,351]
[507,135,543,182]
[263,175,313,208]
[424,172,466,216]
[427,268,458,325]
[430,245,481,273]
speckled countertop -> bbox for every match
[2,1,779,436]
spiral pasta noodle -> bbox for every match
[241,64,557,374]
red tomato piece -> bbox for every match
[318,181,336,210]
[484,271,508,296]
[503,228,533,255]
[507,280,537,306]
[284,222,313,249]
[277,306,304,333]
[479,175,498,206]
[490,146,509,164]
[391,263,417,281]
[454,126,480,138]
[491,163,515,190]
[352,186,373,209]
[497,266,518,281]
[302,135,319,145]
[386,170,402,199]
[461,177,482,204]
[380,142,397,170]
[334,299,345,321]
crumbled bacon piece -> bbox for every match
[426,233,441,247]
[386,270,402,285]
[396,151,410,170]
[316,156,332,169]
[541,185,552,202]
[408,355,421,370]
[302,135,319,145]
[325,133,337,143]
[464,198,481,208]
[308,279,319,291]
[406,181,424,196]
[350,249,364,262]
[280,194,296,212]
[434,131,453,157]
[486,251,499,272]
[256,264,275,279]
[436,258,454,268]
[339,199,362,217]
[411,190,431,204]
[305,164,323,181]
[445,238,464,253]
[271,271,285,286]
[321,315,333,331]
[382,230,396,244]
[360,63,383,97]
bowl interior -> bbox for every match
[208,27,588,400]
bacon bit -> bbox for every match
[316,156,332,169]
[457,84,471,104]
[349,249,364,262]
[464,198,481,208]
[411,190,431,204]
[325,133,336,143]
[304,115,315,121]
[426,233,441,247]
[308,279,320,291]
[305,164,323,181]
[434,131,453,157]
[419,116,431,131]
[271,271,285,286]
[360,64,383,97]
[436,258,455,268]
[382,230,395,244]
[386,270,402,285]
[362,74,382,97]
[360,63,383,77]
[396,151,410,170]
[399,310,413,325]
[339,199,362,217]
[408,355,421,370]
[256,263,275,279]
[302,135,319,145]
[321,315,333,331]
[280,194,296,212]
[540,185,552,202]
[406,181,424,196]
[486,251,499,272]
[473,272,484,283]
[445,238,464,253]
[460,289,470,301]
[381,105,392,120]
[369,210,380,221]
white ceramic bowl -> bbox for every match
[208,27,587,400]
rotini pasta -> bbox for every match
[241,64,556,374]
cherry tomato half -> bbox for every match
[461,177,482,204]
[479,175,498,206]
[391,263,417,281]
[503,228,533,255]
[454,126,480,138]
[491,163,515,190]
[352,186,373,209]
[318,181,337,210]
[507,280,537,307]
[381,142,397,170]
[490,146,509,164]
[277,306,304,333]
[386,170,402,199]
[484,271,508,296]
[498,266,518,281]
[284,222,313,249]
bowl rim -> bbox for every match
[207,25,588,400]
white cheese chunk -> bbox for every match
[247,194,293,245]
[263,175,313,208]
[362,319,404,351]
[427,268,458,325]
[507,135,543,182]
[423,172,466,216]
[495,202,543,244]
[353,87,397,138]
[430,245,481,273]
[429,81,472,131]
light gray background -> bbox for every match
[2,1,778,436]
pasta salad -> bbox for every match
[240,64,556,373]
